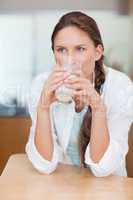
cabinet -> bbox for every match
[0,117,31,174]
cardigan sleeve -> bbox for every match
[84,76,133,177]
[25,73,61,174]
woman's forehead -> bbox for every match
[54,26,92,47]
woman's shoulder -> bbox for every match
[103,66,133,113]
[103,65,133,95]
[104,66,133,93]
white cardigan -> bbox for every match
[25,67,133,177]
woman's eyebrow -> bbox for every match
[75,44,89,47]
[55,44,88,48]
[55,45,64,47]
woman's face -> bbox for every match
[53,26,103,80]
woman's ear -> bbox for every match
[95,44,103,61]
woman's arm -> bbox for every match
[26,68,69,174]
[64,73,133,177]
[34,67,69,161]
[90,100,109,163]
[84,79,133,177]
[35,105,54,161]
[25,73,60,174]
[64,75,110,162]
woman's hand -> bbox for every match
[38,66,70,110]
[64,71,106,112]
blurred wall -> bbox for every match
[0,0,120,11]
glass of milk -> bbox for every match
[55,55,81,103]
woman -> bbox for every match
[26,11,133,177]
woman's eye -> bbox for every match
[57,48,66,53]
[76,47,86,52]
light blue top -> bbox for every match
[66,106,88,166]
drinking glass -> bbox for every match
[55,55,81,103]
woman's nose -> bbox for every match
[65,56,77,66]
[65,51,77,62]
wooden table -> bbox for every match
[0,154,133,200]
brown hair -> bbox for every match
[51,11,105,167]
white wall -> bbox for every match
[0,0,119,11]
[0,15,32,106]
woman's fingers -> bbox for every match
[72,70,83,77]
[64,82,85,90]
[50,71,71,88]
[49,81,64,92]
[47,69,70,88]
[64,76,91,84]
[49,70,66,80]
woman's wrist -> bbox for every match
[37,96,51,112]
[37,102,50,112]
[37,91,52,111]
[91,100,107,116]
